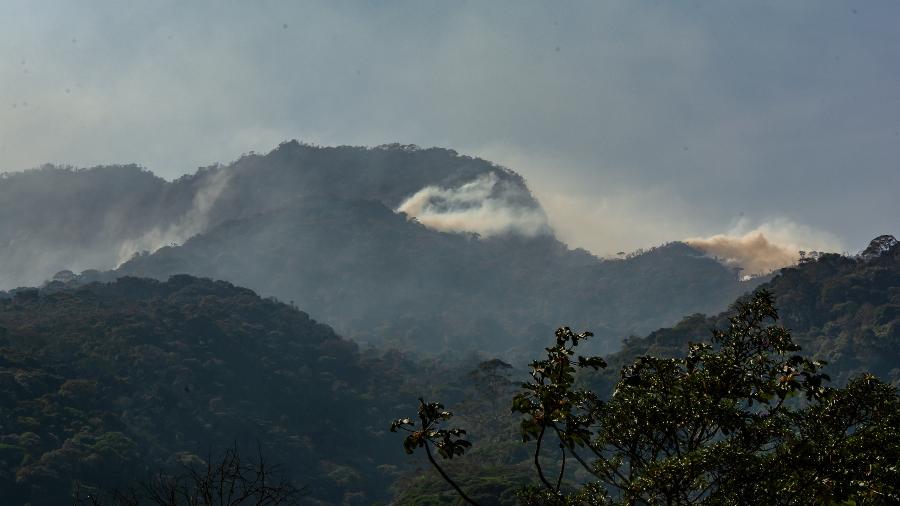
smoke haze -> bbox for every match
[116,167,232,264]
[396,173,550,237]
[2,2,897,251]
[686,218,844,275]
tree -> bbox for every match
[391,399,476,505]
[465,359,517,427]
[393,290,900,504]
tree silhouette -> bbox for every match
[393,290,900,504]
[391,399,476,505]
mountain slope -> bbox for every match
[108,196,756,358]
[0,276,426,505]
[598,235,900,389]
[0,164,188,288]
[2,141,760,357]
[0,142,539,289]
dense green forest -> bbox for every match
[394,293,899,504]
[1,146,897,504]
[595,235,900,391]
[0,237,897,503]
[0,275,453,504]
[389,236,900,503]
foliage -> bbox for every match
[394,290,900,504]
[0,276,428,505]
[392,400,472,459]
[390,462,531,506]
[511,327,605,494]
[392,400,476,504]
[597,235,900,391]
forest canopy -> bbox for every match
[394,290,900,505]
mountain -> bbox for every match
[0,164,181,289]
[0,141,759,357]
[0,142,540,290]
[103,199,754,358]
[597,235,900,389]
[384,236,900,502]
[2,143,760,356]
[0,275,433,505]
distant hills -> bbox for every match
[0,236,896,503]
[1,141,897,504]
[597,235,900,390]
[0,140,779,503]
[387,236,900,503]
[0,142,760,357]
[109,200,758,358]
[0,142,542,289]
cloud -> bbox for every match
[686,218,844,275]
[396,173,549,237]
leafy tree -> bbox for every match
[600,236,900,391]
[462,359,518,434]
[394,290,900,504]
[391,399,476,505]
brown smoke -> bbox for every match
[686,232,797,275]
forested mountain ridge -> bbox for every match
[0,164,184,289]
[597,235,900,389]
[106,199,755,358]
[1,141,760,357]
[386,237,900,503]
[0,141,540,289]
[0,240,895,503]
[0,275,431,505]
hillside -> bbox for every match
[0,164,184,289]
[0,142,539,289]
[597,235,900,389]
[0,276,433,505]
[387,236,900,502]
[108,199,755,358]
[1,142,759,357]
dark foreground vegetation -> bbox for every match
[597,234,900,390]
[0,275,431,504]
[394,291,900,504]
[0,236,897,504]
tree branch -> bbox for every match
[534,425,556,491]
[423,441,480,506]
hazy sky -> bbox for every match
[1,1,898,256]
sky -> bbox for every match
[1,1,898,258]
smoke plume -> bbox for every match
[396,173,549,237]
[686,218,843,275]
[116,168,232,264]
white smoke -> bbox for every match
[396,173,549,237]
[686,218,844,275]
[116,168,232,264]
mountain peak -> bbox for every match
[861,234,899,259]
